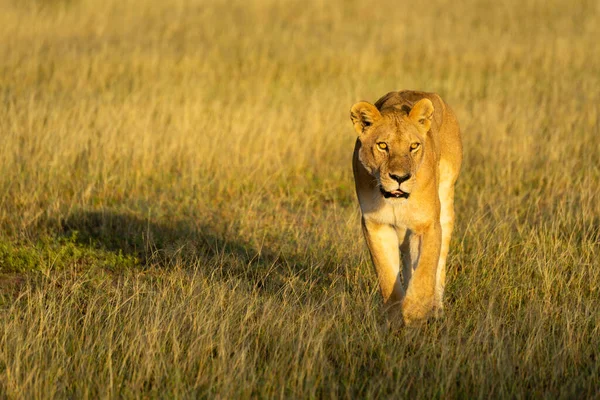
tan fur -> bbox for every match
[350,90,462,326]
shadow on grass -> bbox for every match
[60,210,246,261]
[57,209,316,292]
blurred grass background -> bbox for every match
[0,0,599,397]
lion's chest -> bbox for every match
[361,199,431,233]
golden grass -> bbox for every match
[0,0,599,397]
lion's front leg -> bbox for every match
[361,218,404,306]
[402,222,442,326]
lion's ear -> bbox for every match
[408,98,434,132]
[350,102,382,135]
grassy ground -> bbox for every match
[1,0,599,397]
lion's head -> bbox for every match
[350,98,434,199]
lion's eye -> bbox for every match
[410,142,420,151]
[377,142,388,150]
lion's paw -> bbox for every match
[402,297,433,327]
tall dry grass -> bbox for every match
[0,0,599,397]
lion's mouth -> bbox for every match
[380,188,409,199]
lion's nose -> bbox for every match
[389,173,411,184]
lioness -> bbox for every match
[350,90,462,326]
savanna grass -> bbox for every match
[0,0,599,397]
